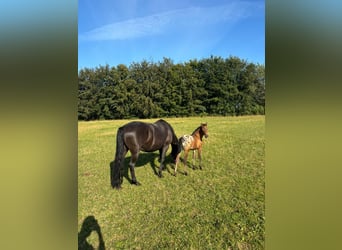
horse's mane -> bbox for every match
[191,126,201,136]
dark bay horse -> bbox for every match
[111,119,180,189]
[174,123,208,176]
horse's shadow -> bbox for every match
[110,153,176,184]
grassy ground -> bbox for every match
[78,116,265,250]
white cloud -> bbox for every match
[79,14,169,41]
[79,1,263,41]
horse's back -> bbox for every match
[120,120,172,152]
[180,135,194,150]
[121,122,151,148]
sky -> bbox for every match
[78,0,264,70]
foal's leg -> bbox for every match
[129,151,141,185]
[158,145,169,178]
[183,149,190,176]
[198,147,203,170]
[174,152,181,176]
[192,150,196,169]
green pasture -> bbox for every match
[78,116,265,250]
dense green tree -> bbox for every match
[78,56,265,120]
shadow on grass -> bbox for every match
[124,152,160,178]
[109,152,176,185]
[78,215,105,250]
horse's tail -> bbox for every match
[111,127,125,189]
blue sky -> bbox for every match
[78,0,264,70]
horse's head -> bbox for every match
[200,123,209,138]
[171,141,182,163]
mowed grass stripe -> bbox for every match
[78,116,264,249]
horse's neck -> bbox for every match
[192,128,203,141]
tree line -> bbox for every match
[78,55,265,120]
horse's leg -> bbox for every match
[198,147,203,170]
[120,147,128,184]
[158,144,169,178]
[183,149,189,176]
[158,148,162,162]
[192,150,196,169]
[129,150,141,185]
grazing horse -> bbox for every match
[111,119,180,189]
[174,123,209,176]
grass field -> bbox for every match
[78,116,265,250]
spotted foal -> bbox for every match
[174,123,208,176]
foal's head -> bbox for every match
[200,123,209,138]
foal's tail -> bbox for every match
[111,127,125,189]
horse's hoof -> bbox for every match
[173,173,177,177]
[113,184,122,190]
[131,180,141,186]
[158,173,164,178]
[184,172,188,176]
